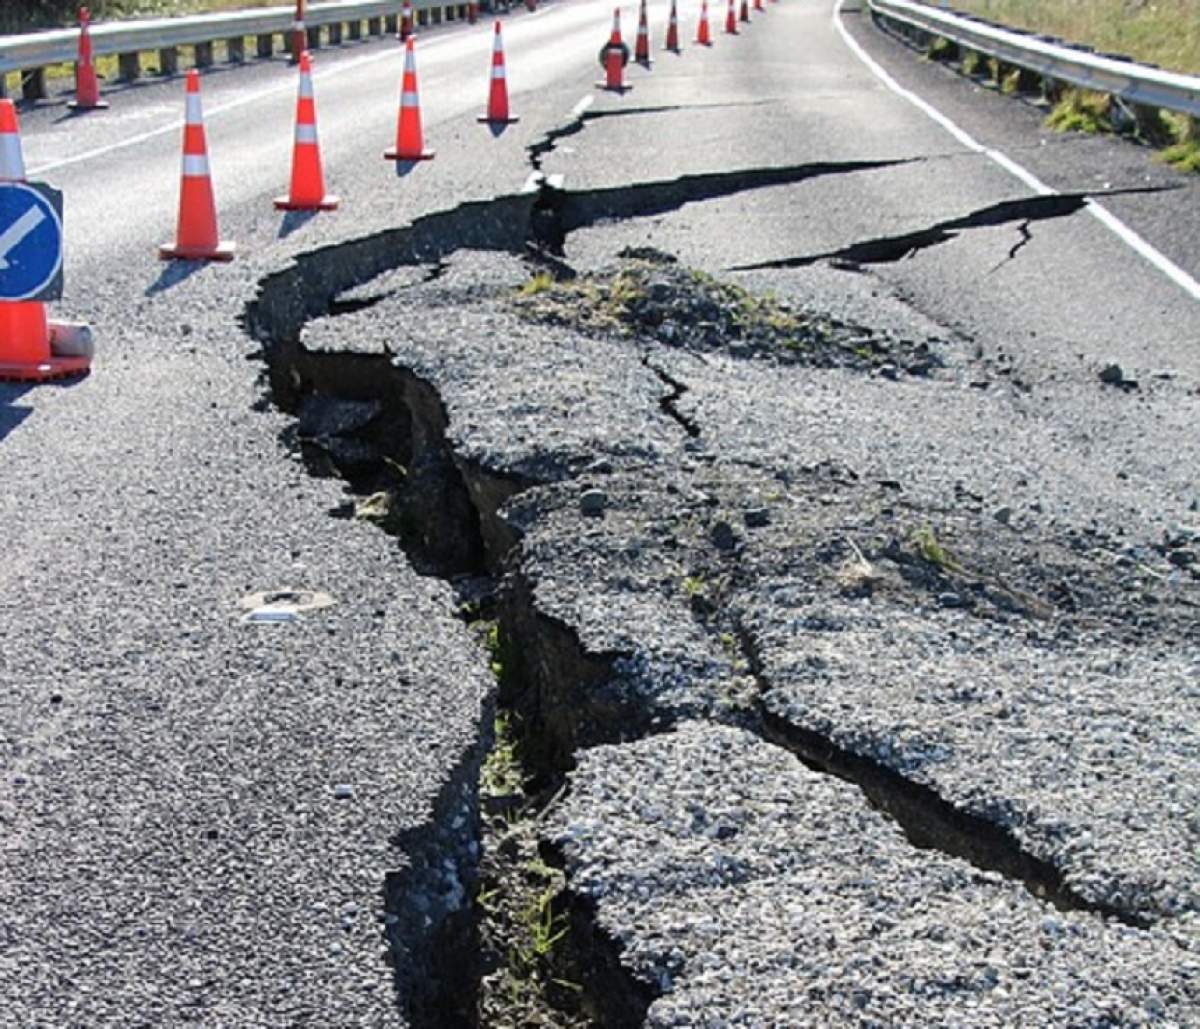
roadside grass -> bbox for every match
[943,2,1200,172]
[948,0,1200,75]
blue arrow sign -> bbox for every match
[0,181,63,303]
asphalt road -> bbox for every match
[3,0,1198,1024]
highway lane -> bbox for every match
[3,0,1198,1024]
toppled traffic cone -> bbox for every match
[275,52,338,211]
[398,0,413,41]
[159,70,235,261]
[478,22,519,125]
[596,9,631,92]
[739,0,750,22]
[67,7,108,111]
[0,101,91,383]
[696,0,712,46]
[665,0,681,52]
[725,0,738,34]
[385,37,435,161]
[634,0,651,65]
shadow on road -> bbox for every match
[278,209,318,238]
[0,383,33,442]
[145,259,203,296]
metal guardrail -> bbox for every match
[869,0,1200,120]
[0,1,457,95]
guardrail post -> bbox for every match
[368,16,382,34]
[306,25,321,48]
[329,21,343,44]
[21,68,47,101]
[118,52,140,81]
[159,46,179,75]
[385,14,399,33]
[1014,66,1040,94]
[348,19,362,40]
[195,41,214,68]
[226,36,245,63]
[257,33,274,58]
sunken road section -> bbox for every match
[242,170,1200,1025]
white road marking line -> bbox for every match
[0,206,47,271]
[832,0,1200,302]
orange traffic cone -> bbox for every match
[398,0,413,41]
[159,70,235,261]
[67,7,108,111]
[665,0,681,51]
[596,9,630,92]
[385,37,435,161]
[725,0,737,34]
[525,0,537,10]
[696,0,712,45]
[290,0,306,64]
[634,0,651,65]
[739,0,750,22]
[0,101,91,383]
[275,52,338,211]
[468,2,478,24]
[753,0,763,10]
[478,22,519,125]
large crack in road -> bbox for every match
[242,153,1200,1025]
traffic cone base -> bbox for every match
[67,98,109,111]
[0,355,91,383]
[158,240,236,261]
[477,113,519,125]
[0,311,90,383]
[384,147,435,161]
[274,193,339,211]
[0,353,91,383]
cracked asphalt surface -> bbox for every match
[4,0,1199,1024]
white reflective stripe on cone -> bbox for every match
[491,66,506,78]
[299,76,314,99]
[295,123,318,143]
[182,154,210,176]
[493,36,504,52]
[185,95,203,124]
[401,91,419,106]
[0,135,26,180]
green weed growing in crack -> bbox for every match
[517,271,556,297]
[682,574,708,599]
[472,620,590,1027]
[912,525,964,575]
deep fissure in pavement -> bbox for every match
[732,187,1172,271]
[241,163,1169,1020]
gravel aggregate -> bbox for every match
[549,722,1200,1027]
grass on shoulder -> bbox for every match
[948,0,1200,76]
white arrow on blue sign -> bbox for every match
[0,181,64,303]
